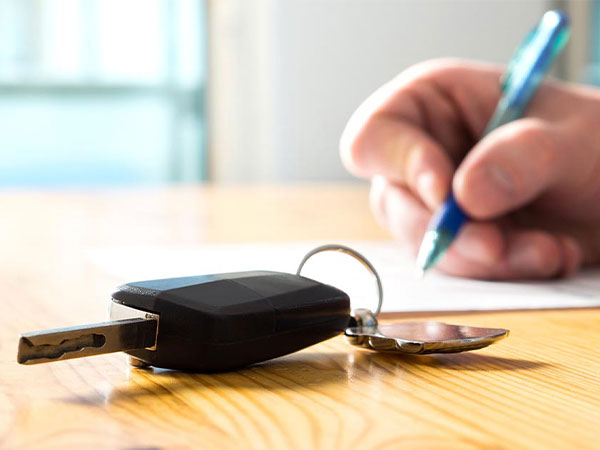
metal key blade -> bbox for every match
[17,318,158,365]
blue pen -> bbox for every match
[416,10,571,274]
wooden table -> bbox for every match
[1,184,598,449]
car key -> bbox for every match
[17,245,508,372]
[18,271,351,372]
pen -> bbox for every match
[416,9,571,275]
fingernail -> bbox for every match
[508,243,540,273]
[370,176,388,226]
[559,236,582,277]
[486,164,514,195]
[416,172,443,209]
[455,164,515,217]
[454,226,495,264]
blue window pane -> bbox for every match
[593,1,600,85]
[0,0,206,187]
[0,95,172,186]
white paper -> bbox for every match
[87,240,600,312]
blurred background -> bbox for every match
[0,0,598,188]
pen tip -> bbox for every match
[416,229,454,274]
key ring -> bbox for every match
[296,244,383,317]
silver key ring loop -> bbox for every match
[296,244,383,317]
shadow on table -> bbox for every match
[62,349,548,407]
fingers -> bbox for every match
[371,178,505,269]
[370,176,430,248]
[558,234,584,276]
[500,230,582,279]
[449,222,504,268]
[441,229,581,279]
[347,116,453,209]
[371,178,583,279]
[341,59,504,210]
[454,118,567,219]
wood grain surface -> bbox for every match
[1,184,598,449]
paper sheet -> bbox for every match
[88,240,600,312]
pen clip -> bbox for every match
[499,10,570,94]
[500,28,537,92]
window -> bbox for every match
[0,0,206,186]
[592,1,600,85]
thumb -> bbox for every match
[453,118,566,219]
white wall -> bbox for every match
[208,0,556,183]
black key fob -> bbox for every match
[19,244,509,373]
[111,271,350,372]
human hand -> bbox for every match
[340,59,600,279]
